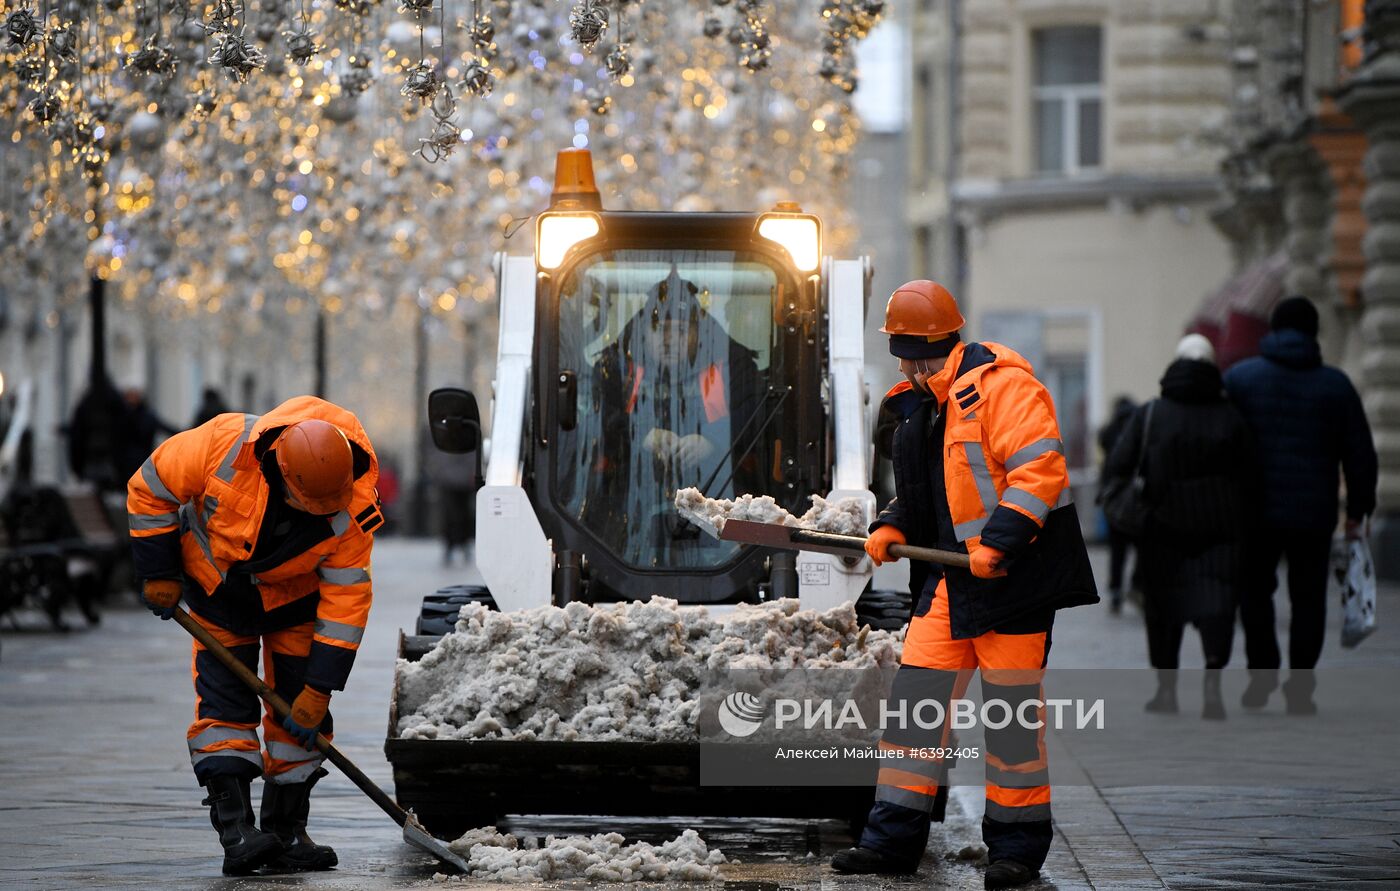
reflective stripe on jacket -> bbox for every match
[126,396,379,690]
[624,362,730,423]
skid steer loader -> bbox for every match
[387,148,925,835]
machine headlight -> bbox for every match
[536,212,602,270]
[757,213,821,273]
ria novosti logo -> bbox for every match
[717,691,766,738]
[714,690,1106,737]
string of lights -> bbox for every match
[2,0,882,435]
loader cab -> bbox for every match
[530,207,829,603]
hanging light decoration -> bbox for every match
[2,0,886,456]
[568,0,607,51]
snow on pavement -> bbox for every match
[435,827,725,883]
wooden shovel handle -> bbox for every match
[889,542,971,568]
[786,528,972,568]
[171,607,410,828]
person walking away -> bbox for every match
[1106,335,1255,718]
[117,388,180,483]
[830,280,1098,889]
[127,396,382,874]
[428,447,473,564]
[191,387,232,429]
[1223,297,1377,714]
[1097,395,1138,613]
[66,374,128,492]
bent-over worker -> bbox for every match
[127,396,382,875]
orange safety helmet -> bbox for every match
[879,279,965,339]
[275,419,355,515]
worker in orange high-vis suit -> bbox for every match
[831,281,1097,890]
[127,396,382,876]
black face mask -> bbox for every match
[889,332,960,362]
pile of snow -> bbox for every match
[396,597,901,742]
[674,487,868,537]
[436,827,725,883]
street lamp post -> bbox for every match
[313,307,327,398]
[413,292,431,536]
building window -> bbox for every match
[1032,26,1102,175]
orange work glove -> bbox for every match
[284,687,331,747]
[141,578,182,620]
[865,525,906,566]
[969,545,1009,579]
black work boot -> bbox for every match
[985,859,1040,888]
[203,775,285,875]
[830,846,919,875]
[261,768,339,870]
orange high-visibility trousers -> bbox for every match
[860,580,1053,868]
[186,611,332,786]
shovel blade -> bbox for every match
[403,811,472,874]
[718,518,801,548]
[673,498,722,540]
[719,519,866,558]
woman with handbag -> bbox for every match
[1103,335,1257,718]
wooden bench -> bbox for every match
[60,489,122,554]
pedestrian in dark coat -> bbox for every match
[116,388,179,484]
[1097,395,1137,613]
[66,375,128,491]
[428,448,474,565]
[1223,296,1377,714]
[190,387,231,429]
[1106,335,1256,718]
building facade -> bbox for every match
[1211,0,1400,575]
[909,0,1237,476]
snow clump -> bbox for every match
[396,597,901,742]
[673,487,868,537]
[435,827,725,883]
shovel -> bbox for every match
[673,500,971,568]
[170,607,472,874]
[717,518,972,568]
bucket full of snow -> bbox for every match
[386,598,897,836]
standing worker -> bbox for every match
[1224,296,1377,713]
[127,396,383,875]
[831,281,1097,889]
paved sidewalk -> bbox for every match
[1,538,1397,889]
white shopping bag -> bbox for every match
[1332,535,1377,649]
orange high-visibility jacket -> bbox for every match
[878,341,1096,635]
[887,341,1071,549]
[127,396,379,690]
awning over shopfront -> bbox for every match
[1187,250,1287,369]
